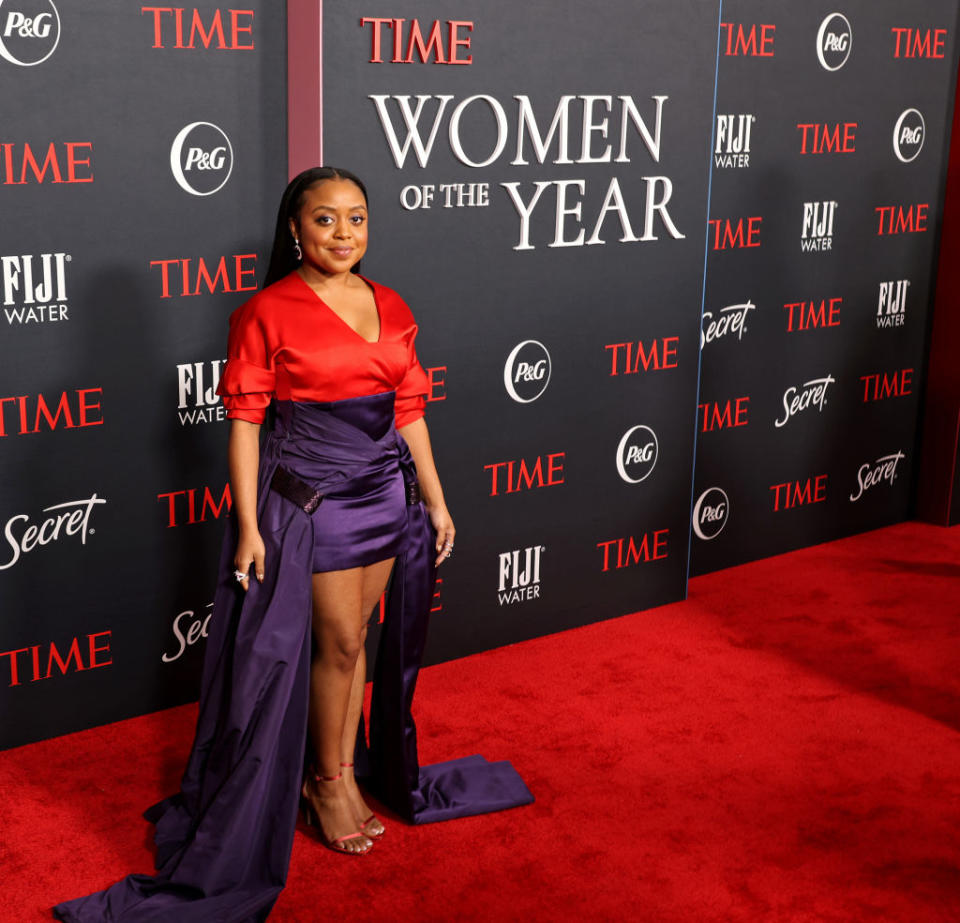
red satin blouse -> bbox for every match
[217,272,430,427]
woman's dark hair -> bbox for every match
[263,166,369,287]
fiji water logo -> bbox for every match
[497,545,545,606]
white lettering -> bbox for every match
[512,95,574,165]
[849,452,905,502]
[586,177,641,245]
[448,94,509,168]
[4,11,53,39]
[370,94,454,168]
[549,179,586,248]
[497,545,545,604]
[161,604,213,663]
[2,253,68,307]
[774,375,835,428]
[701,301,755,348]
[579,95,612,163]
[177,360,225,410]
[0,494,106,570]
[501,177,684,251]
[500,181,553,251]
[373,93,668,169]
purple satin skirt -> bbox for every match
[267,395,409,571]
[53,394,533,923]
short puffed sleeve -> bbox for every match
[216,300,276,424]
[395,324,430,428]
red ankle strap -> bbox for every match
[314,770,342,783]
[340,762,355,769]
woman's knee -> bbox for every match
[316,627,363,672]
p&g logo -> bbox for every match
[615,425,658,484]
[503,340,551,403]
[0,0,60,66]
[893,109,925,163]
[170,122,234,196]
[817,13,852,71]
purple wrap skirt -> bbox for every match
[266,397,410,572]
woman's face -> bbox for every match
[291,178,368,277]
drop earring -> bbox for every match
[293,237,303,261]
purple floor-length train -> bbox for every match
[53,394,533,922]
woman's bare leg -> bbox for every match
[305,566,371,853]
[339,557,394,833]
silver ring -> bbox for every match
[256,573,265,580]
[234,570,247,581]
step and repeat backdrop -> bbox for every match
[692,1,960,573]
[0,3,287,749]
[2,1,958,750]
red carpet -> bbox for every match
[2,521,959,922]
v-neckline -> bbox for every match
[295,272,382,345]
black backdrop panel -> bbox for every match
[691,1,960,574]
[318,0,721,664]
[0,2,287,749]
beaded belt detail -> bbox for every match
[270,466,324,514]
[405,480,421,505]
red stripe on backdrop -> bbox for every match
[287,0,322,177]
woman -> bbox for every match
[53,167,529,922]
[227,165,454,856]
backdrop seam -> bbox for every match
[685,0,724,590]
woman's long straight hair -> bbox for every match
[262,166,369,288]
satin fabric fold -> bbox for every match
[54,394,532,923]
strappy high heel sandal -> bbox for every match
[300,770,373,855]
[341,761,385,838]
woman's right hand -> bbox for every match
[234,527,266,592]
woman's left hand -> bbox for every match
[429,504,456,566]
